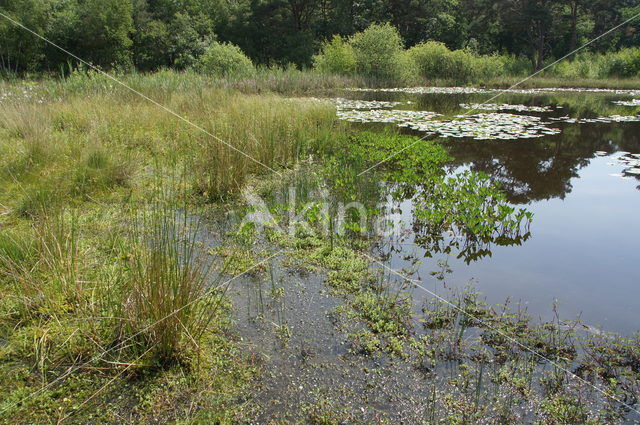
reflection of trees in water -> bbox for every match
[444,122,640,203]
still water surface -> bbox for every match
[336,88,640,334]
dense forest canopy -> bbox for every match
[1,0,639,74]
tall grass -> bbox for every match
[193,92,339,199]
[121,194,222,361]
[0,209,82,320]
[11,67,363,100]
[0,71,343,366]
[0,72,344,211]
[0,190,227,365]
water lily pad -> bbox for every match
[460,103,553,113]
[612,99,640,107]
[349,86,640,97]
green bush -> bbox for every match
[408,41,451,81]
[197,42,255,78]
[349,23,407,84]
[550,48,640,79]
[502,55,533,76]
[314,25,532,85]
[604,48,640,77]
[409,41,511,83]
[313,35,356,75]
[396,50,421,86]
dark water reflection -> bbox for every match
[443,121,640,203]
[336,89,640,334]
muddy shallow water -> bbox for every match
[331,88,640,335]
[205,87,640,423]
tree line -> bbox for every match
[1,0,639,74]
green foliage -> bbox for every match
[324,132,532,262]
[408,41,451,80]
[551,48,640,79]
[327,132,451,178]
[166,12,213,69]
[0,0,51,73]
[2,0,640,77]
[413,171,533,243]
[352,290,411,337]
[348,23,407,84]
[313,35,356,75]
[131,18,171,70]
[75,0,134,68]
[409,41,526,83]
[197,42,255,78]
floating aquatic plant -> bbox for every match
[332,98,409,110]
[612,99,640,106]
[349,86,640,97]
[337,108,441,124]
[335,108,561,140]
[549,114,640,124]
[316,89,640,142]
[611,153,640,176]
[459,103,553,113]
[405,113,561,140]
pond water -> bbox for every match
[202,87,640,422]
[329,88,640,335]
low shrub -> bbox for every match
[601,47,640,78]
[549,48,640,79]
[408,41,451,81]
[408,41,513,83]
[313,35,356,75]
[349,23,407,84]
[197,42,255,78]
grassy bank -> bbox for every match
[0,71,344,424]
